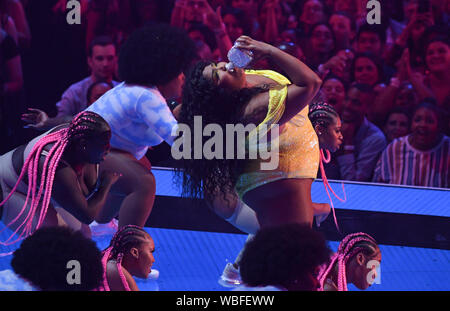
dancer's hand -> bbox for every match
[313,202,330,227]
[21,108,49,129]
[234,35,275,61]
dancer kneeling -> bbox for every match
[0,111,119,245]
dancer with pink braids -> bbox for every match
[0,111,119,248]
[98,225,155,291]
[317,232,381,291]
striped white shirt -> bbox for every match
[373,135,450,188]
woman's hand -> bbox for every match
[234,35,274,61]
[21,108,49,129]
[202,1,224,31]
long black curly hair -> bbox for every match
[176,61,267,202]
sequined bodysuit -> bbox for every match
[235,70,320,199]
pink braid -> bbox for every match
[0,111,103,251]
[99,225,147,291]
[116,253,132,291]
[319,148,347,232]
[0,130,68,246]
[318,233,378,291]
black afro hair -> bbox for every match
[11,226,103,291]
[239,223,331,290]
[118,23,197,86]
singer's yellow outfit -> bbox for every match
[235,70,320,199]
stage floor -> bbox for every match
[0,225,449,291]
[0,166,449,291]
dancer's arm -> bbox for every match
[51,169,119,224]
[236,36,322,125]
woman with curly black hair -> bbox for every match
[178,35,322,228]
[87,24,196,228]
[238,223,331,291]
[11,226,103,291]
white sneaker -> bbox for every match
[218,263,242,288]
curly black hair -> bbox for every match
[11,226,103,291]
[176,60,266,202]
[239,224,331,290]
[118,23,197,86]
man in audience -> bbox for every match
[327,83,387,182]
[22,36,119,130]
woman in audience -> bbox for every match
[382,107,411,143]
[373,101,449,188]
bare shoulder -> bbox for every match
[106,260,139,291]
[106,260,128,291]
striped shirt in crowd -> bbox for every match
[373,135,450,188]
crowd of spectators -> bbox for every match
[1,0,448,188]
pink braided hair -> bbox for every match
[317,232,378,291]
[0,111,107,251]
[309,102,346,231]
[99,225,149,291]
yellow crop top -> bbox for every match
[235,70,320,199]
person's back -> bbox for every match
[87,82,176,160]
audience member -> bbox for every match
[351,52,385,87]
[328,11,355,51]
[321,74,347,115]
[11,226,103,291]
[304,22,336,71]
[373,101,449,188]
[354,23,387,59]
[297,0,327,36]
[21,36,118,131]
[86,0,162,50]
[326,83,387,182]
[0,0,31,49]
[382,106,411,143]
